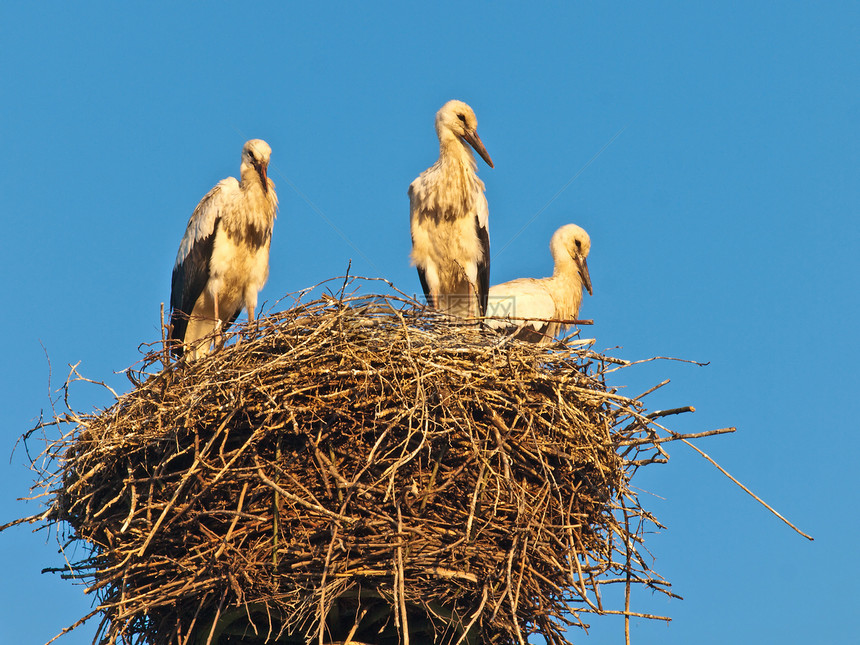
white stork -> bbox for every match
[486,224,593,344]
[169,139,278,359]
[409,100,494,318]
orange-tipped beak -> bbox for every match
[256,162,269,192]
[577,255,593,296]
[463,130,494,168]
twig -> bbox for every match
[680,438,813,541]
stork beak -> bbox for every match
[462,130,494,168]
[577,255,593,296]
[257,162,269,192]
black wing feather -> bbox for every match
[491,320,550,344]
[475,216,490,316]
[411,230,433,307]
[225,305,243,328]
[513,324,550,343]
[169,219,219,355]
[416,267,432,307]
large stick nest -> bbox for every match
[12,279,707,645]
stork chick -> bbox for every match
[409,100,494,318]
[487,224,593,344]
[169,139,278,359]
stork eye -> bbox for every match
[575,240,582,249]
[457,114,467,125]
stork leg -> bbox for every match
[213,292,224,350]
[247,293,261,338]
[234,301,255,348]
[462,280,479,320]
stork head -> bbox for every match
[241,139,273,189]
[551,224,593,296]
[435,100,494,168]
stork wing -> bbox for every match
[169,179,234,346]
[475,193,490,315]
[415,260,433,307]
[408,183,435,306]
[486,279,555,332]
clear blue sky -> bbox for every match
[2,3,857,643]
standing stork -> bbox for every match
[486,224,593,344]
[169,139,278,359]
[409,100,494,318]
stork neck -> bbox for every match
[236,162,279,222]
[438,132,477,171]
[240,163,266,191]
[547,268,581,321]
[552,252,577,278]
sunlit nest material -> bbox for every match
[12,277,718,645]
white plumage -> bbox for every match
[487,224,593,344]
[409,100,494,318]
[169,139,278,359]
